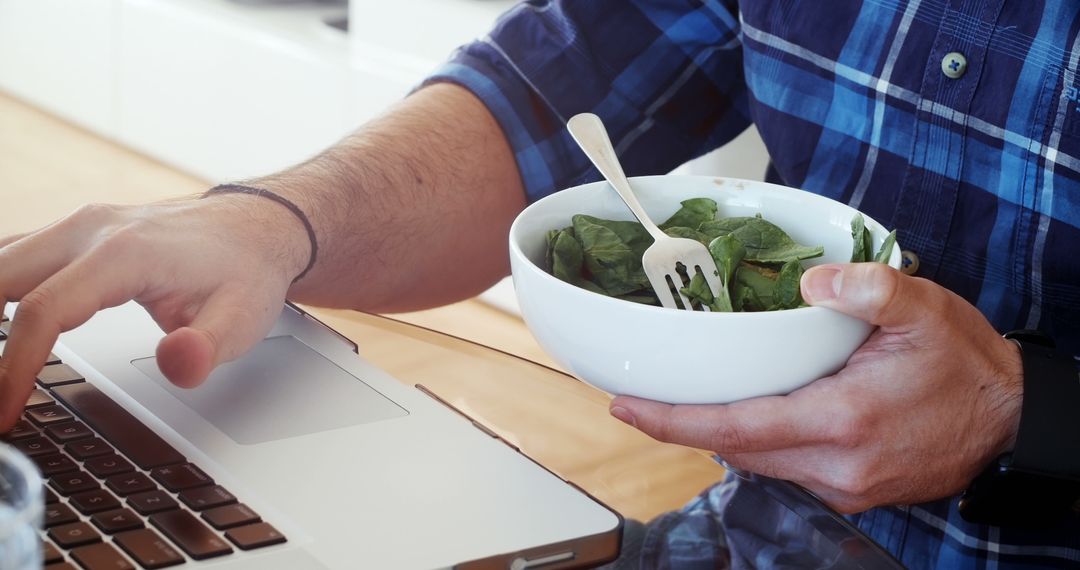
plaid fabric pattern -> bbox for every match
[426,1,1080,568]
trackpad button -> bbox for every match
[132,336,407,445]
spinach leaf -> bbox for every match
[546,227,607,295]
[862,222,874,262]
[874,230,898,263]
[771,259,806,310]
[572,214,652,295]
[660,198,718,231]
[546,228,581,282]
[680,272,715,310]
[850,214,897,265]
[664,226,710,245]
[544,228,562,275]
[734,283,765,312]
[732,263,780,310]
[850,214,874,262]
[706,234,746,312]
[698,216,755,241]
[700,216,824,263]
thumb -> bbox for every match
[155,289,282,388]
[801,263,932,329]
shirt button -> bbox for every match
[941,52,967,79]
[900,250,920,275]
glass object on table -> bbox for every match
[0,443,42,570]
[709,461,905,569]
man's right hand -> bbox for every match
[0,194,310,431]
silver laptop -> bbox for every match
[7,301,622,569]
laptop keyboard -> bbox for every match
[1,317,287,570]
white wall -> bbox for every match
[0,0,515,181]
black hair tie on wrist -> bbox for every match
[203,184,318,283]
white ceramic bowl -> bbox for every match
[508,175,901,404]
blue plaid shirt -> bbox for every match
[427,1,1080,568]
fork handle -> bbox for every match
[567,113,668,241]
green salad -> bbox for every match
[544,197,897,311]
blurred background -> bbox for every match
[0,0,769,314]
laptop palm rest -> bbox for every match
[131,335,408,445]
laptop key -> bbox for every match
[69,488,122,515]
[113,528,184,569]
[85,454,135,478]
[151,463,212,492]
[45,421,93,443]
[27,405,74,426]
[26,389,56,409]
[91,508,145,534]
[127,490,179,515]
[45,563,77,570]
[45,487,60,504]
[201,503,260,530]
[33,453,78,477]
[43,539,64,563]
[44,503,80,528]
[225,522,286,550]
[47,352,62,365]
[66,437,114,460]
[37,364,85,388]
[50,470,100,495]
[179,485,236,511]
[150,509,233,560]
[2,418,38,440]
[13,435,57,457]
[71,542,136,570]
[51,382,186,469]
[48,521,102,549]
[106,473,156,496]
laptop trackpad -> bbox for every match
[132,336,408,445]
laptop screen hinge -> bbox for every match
[510,551,576,569]
[414,384,520,452]
[284,302,359,353]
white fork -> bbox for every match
[567,113,723,310]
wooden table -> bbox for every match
[0,92,725,522]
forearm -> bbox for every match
[249,82,526,313]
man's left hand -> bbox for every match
[608,262,1024,513]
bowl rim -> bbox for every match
[508,174,901,321]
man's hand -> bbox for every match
[0,84,525,434]
[0,196,308,430]
[607,263,1024,513]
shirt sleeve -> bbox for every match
[422,0,751,203]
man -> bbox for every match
[3,0,1079,567]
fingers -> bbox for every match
[609,392,832,454]
[0,206,121,322]
[0,232,30,250]
[801,263,944,330]
[0,249,143,427]
[155,286,283,389]
[0,226,92,303]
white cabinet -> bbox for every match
[114,0,356,181]
[0,0,513,181]
[0,0,117,134]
